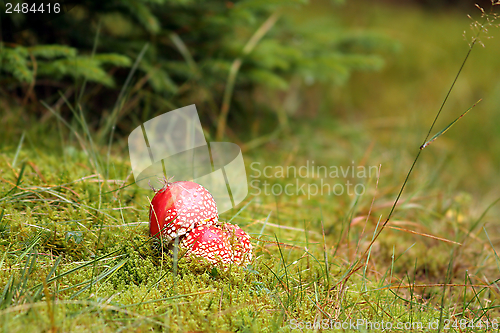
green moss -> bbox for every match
[2,1,500,331]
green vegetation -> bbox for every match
[0,0,390,142]
[1,0,500,332]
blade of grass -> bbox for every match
[104,43,149,178]
[319,206,330,289]
[216,11,281,140]
[40,101,88,156]
[334,10,491,290]
[29,248,122,291]
[57,91,102,176]
[170,33,197,74]
[438,249,456,332]
[227,197,255,224]
[256,211,272,248]
[420,99,481,150]
[72,257,130,299]
[13,233,42,265]
[12,131,25,168]
[275,234,290,299]
[483,227,500,274]
[76,20,101,105]
[32,256,63,301]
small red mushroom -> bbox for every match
[149,180,218,242]
[180,225,233,265]
[222,223,253,266]
[180,223,253,266]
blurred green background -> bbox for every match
[2,0,500,330]
[2,0,499,216]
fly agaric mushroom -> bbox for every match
[180,223,253,266]
[222,223,253,266]
[180,225,233,265]
[149,180,218,242]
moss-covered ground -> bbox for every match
[2,1,500,332]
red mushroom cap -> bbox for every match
[149,181,218,242]
[222,223,253,266]
[180,225,232,265]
